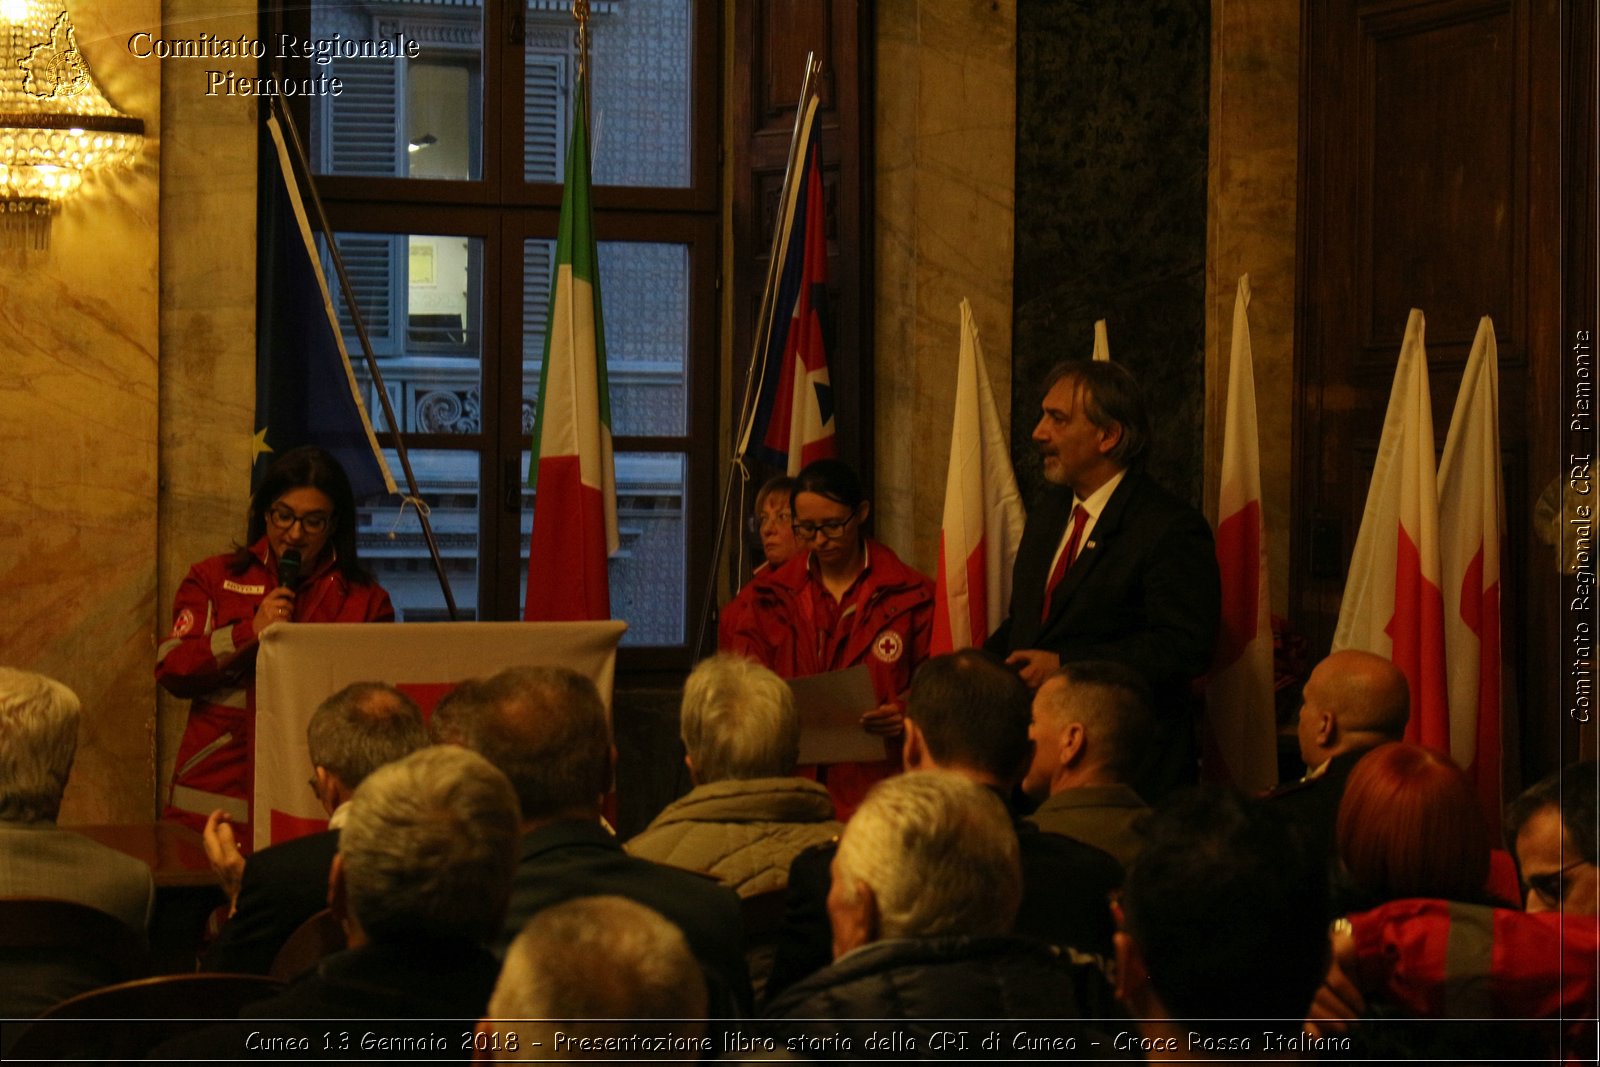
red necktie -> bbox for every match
[1042,505,1088,621]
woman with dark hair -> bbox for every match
[722,458,933,818]
[155,446,394,845]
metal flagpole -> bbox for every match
[269,97,460,620]
[691,54,822,656]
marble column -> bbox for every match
[874,0,1018,577]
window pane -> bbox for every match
[357,449,479,621]
[521,451,686,646]
[309,1,483,180]
[523,239,688,437]
[324,232,483,435]
[523,0,692,187]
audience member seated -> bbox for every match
[1335,742,1496,914]
[762,771,1117,1045]
[1308,896,1599,1061]
[1022,659,1155,869]
[1265,649,1409,861]
[625,654,839,895]
[1115,788,1330,1055]
[765,650,1122,1003]
[202,682,429,974]
[1505,760,1597,915]
[479,895,709,1062]
[156,745,520,1058]
[0,667,154,1018]
[450,666,751,1014]
[426,676,493,746]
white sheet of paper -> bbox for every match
[788,665,886,765]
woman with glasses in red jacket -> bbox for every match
[721,459,933,819]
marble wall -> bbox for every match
[0,2,161,821]
[1012,0,1211,507]
[873,0,1018,577]
[155,0,260,793]
[1204,0,1299,614]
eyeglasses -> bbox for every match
[792,507,861,542]
[267,503,332,535]
[746,510,793,535]
[1526,859,1589,908]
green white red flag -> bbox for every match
[525,72,618,621]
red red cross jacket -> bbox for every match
[155,538,393,846]
[721,539,934,817]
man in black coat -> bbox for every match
[1265,649,1408,863]
[764,650,1122,1001]
[985,360,1220,801]
[451,666,751,1015]
[201,681,430,974]
[761,772,1117,1045]
[155,745,521,1060]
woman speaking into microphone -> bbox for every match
[155,446,393,845]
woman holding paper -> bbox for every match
[722,458,933,818]
[155,446,394,848]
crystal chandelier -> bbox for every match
[0,0,145,248]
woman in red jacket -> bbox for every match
[156,446,393,846]
[722,459,933,818]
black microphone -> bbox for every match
[278,548,303,591]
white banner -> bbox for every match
[253,621,626,850]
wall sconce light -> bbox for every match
[0,0,145,249]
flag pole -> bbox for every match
[268,96,460,621]
[692,54,821,656]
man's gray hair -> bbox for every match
[490,895,707,1023]
[340,745,520,945]
[306,682,428,790]
[0,668,79,822]
[679,654,798,782]
[835,771,1021,940]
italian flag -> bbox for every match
[931,299,1025,652]
[525,74,619,622]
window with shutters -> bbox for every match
[267,0,717,668]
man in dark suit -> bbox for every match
[1266,649,1408,861]
[0,669,154,1021]
[765,650,1122,1001]
[985,360,1220,800]
[156,745,520,1059]
[452,666,751,1015]
[201,681,430,974]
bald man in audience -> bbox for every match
[1266,650,1409,859]
[1022,660,1155,870]
[480,896,708,1062]
[203,681,430,974]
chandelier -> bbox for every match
[0,0,145,248]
